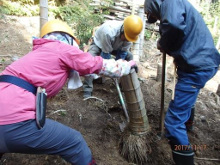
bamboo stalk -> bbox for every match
[131,0,135,15]
[119,69,151,164]
[40,0,48,31]
[138,6,145,58]
[120,69,150,134]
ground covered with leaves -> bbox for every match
[0,16,220,165]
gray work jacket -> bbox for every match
[94,21,132,53]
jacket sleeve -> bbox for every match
[59,44,103,76]
[159,0,186,54]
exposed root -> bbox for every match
[84,96,112,118]
[83,96,104,102]
[119,129,152,165]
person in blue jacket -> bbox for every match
[144,0,220,164]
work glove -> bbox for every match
[99,59,132,78]
[101,52,111,59]
[116,50,128,60]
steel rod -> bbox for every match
[114,78,130,122]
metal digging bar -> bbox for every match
[118,68,151,164]
[113,78,129,122]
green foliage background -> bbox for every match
[0,0,219,47]
[0,0,112,48]
[200,1,220,44]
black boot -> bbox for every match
[172,150,194,165]
[185,106,195,131]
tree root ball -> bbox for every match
[119,130,152,165]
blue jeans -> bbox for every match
[0,119,92,165]
[165,67,218,145]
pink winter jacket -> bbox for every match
[0,39,103,125]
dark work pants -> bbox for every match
[0,119,92,165]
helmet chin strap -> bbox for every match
[120,25,124,36]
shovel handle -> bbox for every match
[160,52,166,135]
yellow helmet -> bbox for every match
[124,15,143,42]
[40,19,80,45]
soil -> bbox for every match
[0,16,220,165]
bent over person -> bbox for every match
[83,15,143,98]
[144,0,220,165]
[0,19,137,165]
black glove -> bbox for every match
[131,65,138,73]
[129,60,138,73]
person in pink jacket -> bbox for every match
[0,19,136,165]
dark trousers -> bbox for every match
[0,119,92,165]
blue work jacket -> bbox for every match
[144,0,220,72]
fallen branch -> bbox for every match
[195,157,220,161]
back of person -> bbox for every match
[145,0,220,71]
[144,0,220,165]
[0,38,102,125]
[173,0,220,71]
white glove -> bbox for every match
[99,59,132,78]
